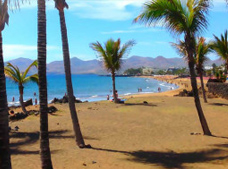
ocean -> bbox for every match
[6,74,178,106]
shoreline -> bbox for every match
[8,76,180,107]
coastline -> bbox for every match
[7,75,180,106]
[124,75,184,98]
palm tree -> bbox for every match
[134,0,212,135]
[211,30,228,74]
[54,0,86,148]
[0,0,11,168]
[4,60,38,113]
[172,37,211,103]
[37,0,53,168]
[195,37,211,103]
[90,38,135,103]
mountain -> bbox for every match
[4,57,37,74]
[123,56,186,69]
[47,57,103,74]
[5,56,223,74]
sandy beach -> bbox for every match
[9,76,228,169]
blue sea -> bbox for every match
[6,74,178,106]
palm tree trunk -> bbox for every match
[58,10,85,148]
[186,34,211,136]
[199,72,207,103]
[188,60,211,135]
[19,85,27,114]
[111,72,118,103]
[226,61,228,75]
[0,32,12,169]
[38,0,53,168]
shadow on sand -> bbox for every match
[91,147,228,169]
[124,103,157,107]
[209,103,228,107]
[10,130,97,155]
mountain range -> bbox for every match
[4,56,223,74]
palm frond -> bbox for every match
[4,66,20,83]
[171,40,188,62]
[5,62,22,83]
[195,37,211,72]
[134,0,210,36]
[90,38,135,73]
[23,74,38,84]
[22,60,38,80]
[190,0,210,35]
[211,30,228,61]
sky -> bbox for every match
[3,0,228,63]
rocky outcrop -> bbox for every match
[51,96,83,104]
[24,99,33,107]
[207,82,228,100]
[174,89,194,97]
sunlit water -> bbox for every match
[6,74,178,106]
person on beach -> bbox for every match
[111,90,120,102]
[107,95,110,100]
[115,90,118,98]
[12,96,15,102]
[158,87,161,92]
[35,98,38,105]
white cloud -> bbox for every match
[101,30,136,34]
[15,0,147,21]
[3,44,59,61]
[11,0,227,21]
[101,27,161,34]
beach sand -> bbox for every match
[9,76,228,169]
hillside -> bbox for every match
[5,56,223,74]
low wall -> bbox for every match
[207,82,228,99]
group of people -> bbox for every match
[138,88,142,92]
[12,92,38,105]
[107,90,119,101]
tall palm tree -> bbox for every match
[54,0,86,148]
[134,0,212,135]
[4,60,38,113]
[211,30,228,74]
[0,0,11,168]
[195,37,211,103]
[38,0,53,168]
[90,38,135,103]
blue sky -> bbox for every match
[3,0,228,63]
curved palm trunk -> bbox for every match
[111,72,118,103]
[58,10,85,148]
[38,0,53,168]
[186,34,211,136]
[188,57,211,136]
[199,72,207,103]
[19,85,27,114]
[0,32,12,169]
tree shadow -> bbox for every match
[211,135,228,140]
[212,143,228,149]
[124,103,157,107]
[10,130,76,155]
[209,103,228,107]
[90,147,228,169]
